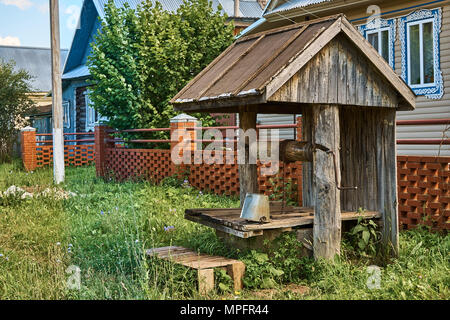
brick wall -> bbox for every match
[35,144,95,168]
[21,128,37,171]
[397,156,449,231]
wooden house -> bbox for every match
[0,45,69,135]
[238,0,450,156]
[62,0,264,134]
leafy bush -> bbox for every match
[241,250,285,289]
[346,209,382,257]
[87,0,234,140]
[0,60,35,162]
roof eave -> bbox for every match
[172,91,266,113]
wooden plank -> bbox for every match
[185,213,263,238]
[227,262,245,291]
[198,269,214,295]
[312,104,341,260]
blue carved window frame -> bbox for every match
[359,18,396,69]
[400,9,443,99]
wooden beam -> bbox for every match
[198,268,214,295]
[238,110,258,206]
[312,104,341,260]
[377,109,399,256]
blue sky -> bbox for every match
[0,0,83,49]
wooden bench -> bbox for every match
[146,246,245,295]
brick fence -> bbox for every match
[21,118,449,231]
[95,118,304,205]
[21,127,95,171]
[397,156,449,231]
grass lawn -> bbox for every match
[0,162,448,300]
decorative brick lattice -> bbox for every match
[104,148,173,183]
[397,156,450,231]
[36,145,95,168]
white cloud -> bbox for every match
[65,5,81,30]
[37,2,48,14]
[0,0,33,10]
[0,36,21,46]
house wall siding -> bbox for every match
[391,4,450,156]
[253,0,450,156]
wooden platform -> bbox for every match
[185,207,381,238]
[146,246,245,294]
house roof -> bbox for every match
[62,65,90,80]
[63,0,263,78]
[93,0,263,19]
[264,0,330,15]
[0,45,68,92]
[172,15,415,112]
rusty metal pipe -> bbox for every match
[280,140,357,191]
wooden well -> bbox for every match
[171,14,416,259]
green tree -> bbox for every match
[87,0,234,140]
[0,60,35,162]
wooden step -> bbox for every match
[146,246,245,295]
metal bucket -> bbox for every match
[240,193,271,223]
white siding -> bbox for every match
[395,5,450,156]
[236,113,299,140]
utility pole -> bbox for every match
[50,0,65,184]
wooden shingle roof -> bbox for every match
[172,14,415,113]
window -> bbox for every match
[63,101,70,128]
[400,9,443,99]
[84,91,108,131]
[85,92,96,131]
[359,18,395,68]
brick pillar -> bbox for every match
[170,114,199,176]
[296,116,303,206]
[21,126,37,171]
[95,125,114,177]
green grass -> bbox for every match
[0,161,448,300]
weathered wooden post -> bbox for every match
[312,105,341,259]
[238,110,258,206]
